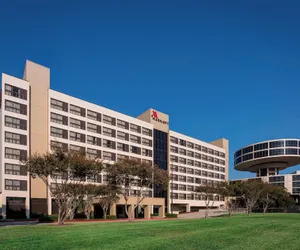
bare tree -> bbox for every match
[25,148,103,225]
[96,185,120,219]
[106,159,169,221]
[218,181,241,217]
[259,183,278,214]
[195,183,220,218]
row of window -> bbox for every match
[235,140,300,158]
[5,148,27,161]
[5,132,27,145]
[50,100,152,136]
[235,148,300,164]
[5,179,27,191]
[170,136,225,158]
[171,165,225,179]
[171,154,225,166]
[50,141,152,164]
[5,115,27,130]
[5,100,27,115]
[171,174,225,183]
[5,84,27,100]
[170,192,224,201]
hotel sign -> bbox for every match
[151,110,169,125]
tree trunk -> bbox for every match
[263,206,268,214]
[103,208,107,219]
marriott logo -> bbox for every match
[151,110,169,125]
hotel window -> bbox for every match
[208,156,214,163]
[187,168,194,174]
[179,175,186,182]
[208,148,213,155]
[130,135,141,144]
[220,167,225,173]
[130,157,141,162]
[69,131,85,143]
[170,136,178,144]
[142,148,152,157]
[103,151,116,161]
[220,160,225,166]
[186,194,194,200]
[214,166,220,171]
[103,139,116,149]
[179,166,186,173]
[5,179,27,191]
[187,159,194,166]
[286,148,298,155]
[5,132,26,145]
[202,163,208,169]
[103,127,115,137]
[208,172,213,178]
[142,127,152,136]
[142,159,152,165]
[202,171,208,177]
[187,150,194,157]
[87,110,101,121]
[202,146,208,153]
[214,151,220,156]
[171,183,178,190]
[178,193,186,200]
[117,131,129,141]
[117,154,129,161]
[50,98,68,112]
[208,164,213,170]
[220,152,225,158]
[130,124,141,133]
[5,163,27,176]
[214,173,220,179]
[187,176,194,183]
[195,178,201,184]
[202,154,207,161]
[179,139,186,147]
[5,84,27,100]
[179,148,186,155]
[214,158,220,164]
[269,141,284,148]
[179,184,186,191]
[171,174,178,181]
[50,141,68,151]
[5,100,27,115]
[87,122,101,134]
[70,118,85,130]
[171,193,178,199]
[86,148,100,159]
[5,116,27,130]
[131,146,141,155]
[187,185,194,191]
[171,155,178,163]
[5,148,27,161]
[51,127,68,139]
[51,113,68,125]
[195,170,201,176]
[285,140,298,147]
[220,174,225,180]
[170,146,178,154]
[171,165,178,172]
[195,161,201,167]
[142,138,152,147]
[87,174,101,183]
[186,142,194,149]
[195,144,201,151]
[69,145,85,153]
[87,135,101,146]
[117,142,129,152]
[103,115,116,126]
[70,104,85,117]
[179,157,186,164]
[117,119,129,129]
[195,153,201,159]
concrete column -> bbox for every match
[25,197,30,219]
[186,204,191,213]
[110,203,116,216]
[47,196,52,215]
[128,205,135,219]
[1,196,7,220]
[159,205,165,218]
[144,205,151,219]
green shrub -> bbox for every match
[38,214,54,223]
[106,215,117,220]
[151,213,159,217]
[165,213,178,218]
[50,214,58,221]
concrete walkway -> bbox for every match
[178,210,228,219]
[0,220,38,227]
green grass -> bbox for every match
[1,214,300,250]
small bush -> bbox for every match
[50,214,58,221]
[38,214,54,223]
[165,213,178,218]
[106,215,116,220]
[151,213,159,217]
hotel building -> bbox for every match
[0,60,228,219]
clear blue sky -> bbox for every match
[1,1,300,179]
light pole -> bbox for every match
[170,159,174,214]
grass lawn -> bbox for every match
[0,213,299,250]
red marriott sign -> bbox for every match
[151,110,169,125]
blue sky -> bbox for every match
[1,1,300,179]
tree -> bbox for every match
[194,183,220,218]
[218,181,241,217]
[274,187,296,212]
[82,184,100,220]
[259,183,278,214]
[106,159,169,221]
[25,148,103,225]
[237,179,264,215]
[96,185,120,219]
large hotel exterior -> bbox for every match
[0,60,228,219]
